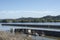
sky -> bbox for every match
[0,0,60,19]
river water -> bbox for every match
[21,33,58,40]
[0,23,60,40]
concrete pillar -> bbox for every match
[41,31,45,36]
[22,29,25,33]
[12,28,15,34]
[28,29,31,34]
[35,33,39,36]
[28,29,32,37]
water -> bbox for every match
[0,23,59,40]
[0,24,11,31]
[31,36,57,40]
[21,34,57,40]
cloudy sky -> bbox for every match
[0,0,60,19]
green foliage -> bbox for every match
[1,15,60,23]
[2,20,8,23]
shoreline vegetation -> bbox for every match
[1,15,60,23]
[0,31,59,40]
[0,31,32,40]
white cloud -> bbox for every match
[0,10,55,14]
[0,10,60,19]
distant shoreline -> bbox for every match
[0,15,60,23]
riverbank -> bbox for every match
[0,31,33,40]
[0,31,59,40]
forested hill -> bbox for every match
[41,15,60,20]
[1,15,60,23]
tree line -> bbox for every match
[1,15,60,23]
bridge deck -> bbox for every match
[1,23,60,37]
[1,23,60,32]
[11,27,60,32]
[1,22,60,26]
[2,22,60,29]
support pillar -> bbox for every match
[12,28,15,34]
[28,29,31,34]
[41,31,45,36]
[28,29,32,37]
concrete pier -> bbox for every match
[13,28,45,37]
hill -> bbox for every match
[1,15,60,23]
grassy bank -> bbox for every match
[0,31,33,40]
